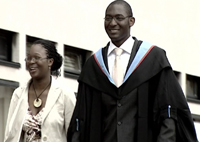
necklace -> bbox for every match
[32,78,51,108]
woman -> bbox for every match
[4,39,76,142]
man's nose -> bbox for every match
[110,18,117,25]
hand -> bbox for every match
[22,112,41,131]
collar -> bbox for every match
[107,36,134,56]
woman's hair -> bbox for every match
[33,39,63,77]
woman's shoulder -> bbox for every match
[12,81,29,98]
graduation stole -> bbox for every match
[94,41,155,86]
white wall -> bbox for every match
[0,0,200,73]
[194,121,200,141]
[131,0,200,76]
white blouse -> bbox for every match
[22,108,44,142]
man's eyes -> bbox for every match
[105,16,125,21]
[115,17,125,20]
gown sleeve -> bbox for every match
[154,67,198,142]
[157,118,176,142]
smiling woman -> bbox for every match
[26,44,53,80]
[4,39,76,142]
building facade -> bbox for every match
[0,0,200,141]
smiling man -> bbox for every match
[104,1,134,47]
[67,0,198,142]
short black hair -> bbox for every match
[33,39,63,77]
[106,0,133,17]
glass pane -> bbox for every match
[26,42,32,54]
[186,76,198,98]
[64,52,81,71]
[0,37,8,60]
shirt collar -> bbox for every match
[107,36,134,56]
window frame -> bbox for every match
[0,29,20,68]
[64,45,92,79]
[186,74,200,103]
[0,29,12,61]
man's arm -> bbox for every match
[157,118,176,142]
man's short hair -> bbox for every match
[106,0,133,17]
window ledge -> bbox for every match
[0,79,19,88]
[64,69,80,79]
[187,97,200,104]
[192,114,200,121]
[0,60,21,68]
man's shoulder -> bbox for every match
[135,40,170,69]
[143,43,171,68]
[139,40,166,56]
[150,46,166,58]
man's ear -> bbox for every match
[129,17,135,27]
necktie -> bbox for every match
[112,48,124,87]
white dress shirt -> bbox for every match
[107,36,135,77]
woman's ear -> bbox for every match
[48,58,54,67]
[129,17,135,27]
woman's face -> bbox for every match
[26,44,53,79]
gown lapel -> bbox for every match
[42,77,60,122]
[94,40,155,87]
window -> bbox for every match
[64,45,92,79]
[26,36,56,54]
[0,29,20,68]
[0,29,13,61]
[186,74,200,102]
[26,36,40,54]
[0,79,18,142]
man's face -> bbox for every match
[104,4,134,47]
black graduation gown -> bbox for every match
[67,38,198,142]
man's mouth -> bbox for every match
[109,29,119,33]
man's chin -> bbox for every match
[109,36,119,42]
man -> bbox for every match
[67,0,198,142]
